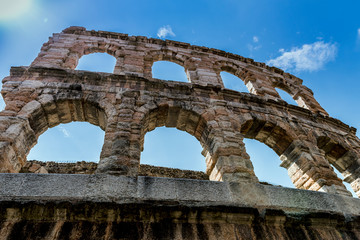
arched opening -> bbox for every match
[141,126,206,173]
[27,122,105,163]
[139,105,213,179]
[332,166,356,197]
[317,136,358,197]
[75,52,116,73]
[0,95,5,111]
[220,71,249,93]
[275,88,298,106]
[152,61,188,82]
[8,97,110,174]
[244,138,294,188]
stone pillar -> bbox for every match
[96,92,142,176]
[280,140,351,196]
[121,54,145,77]
[336,150,360,197]
[113,56,125,75]
[187,65,223,86]
[96,120,141,176]
[244,74,280,99]
[0,116,37,173]
[293,86,328,115]
[206,131,258,183]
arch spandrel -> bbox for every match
[1,27,359,197]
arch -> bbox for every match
[139,104,217,178]
[272,79,312,110]
[137,103,259,183]
[63,41,123,70]
[243,138,294,188]
[214,60,262,94]
[275,87,299,106]
[215,61,247,80]
[317,136,348,168]
[331,165,357,197]
[75,52,117,73]
[144,49,192,80]
[152,61,189,82]
[220,71,249,93]
[139,104,210,152]
[316,135,360,197]
[141,126,205,171]
[239,117,295,156]
[27,122,105,163]
[9,94,115,171]
[237,115,350,194]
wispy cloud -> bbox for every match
[157,25,175,39]
[267,41,337,72]
[356,28,360,50]
[58,126,70,138]
[247,36,261,56]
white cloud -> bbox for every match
[267,41,337,72]
[357,28,360,39]
[58,126,70,138]
[253,36,259,43]
[157,25,175,39]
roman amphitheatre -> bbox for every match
[0,26,359,239]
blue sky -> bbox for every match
[1,0,359,195]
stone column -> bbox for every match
[0,116,36,173]
[280,140,351,196]
[293,86,328,115]
[336,150,360,197]
[244,74,280,99]
[189,68,223,86]
[122,54,145,77]
[206,131,258,183]
[96,92,142,176]
[96,120,141,176]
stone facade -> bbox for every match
[1,26,360,199]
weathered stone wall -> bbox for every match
[0,174,360,240]
[1,27,360,197]
[2,66,359,197]
[21,160,209,180]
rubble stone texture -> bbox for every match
[1,26,360,199]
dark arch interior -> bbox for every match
[240,118,293,156]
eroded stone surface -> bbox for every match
[21,160,209,180]
[0,174,360,240]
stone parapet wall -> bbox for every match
[21,160,209,180]
[0,174,359,240]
